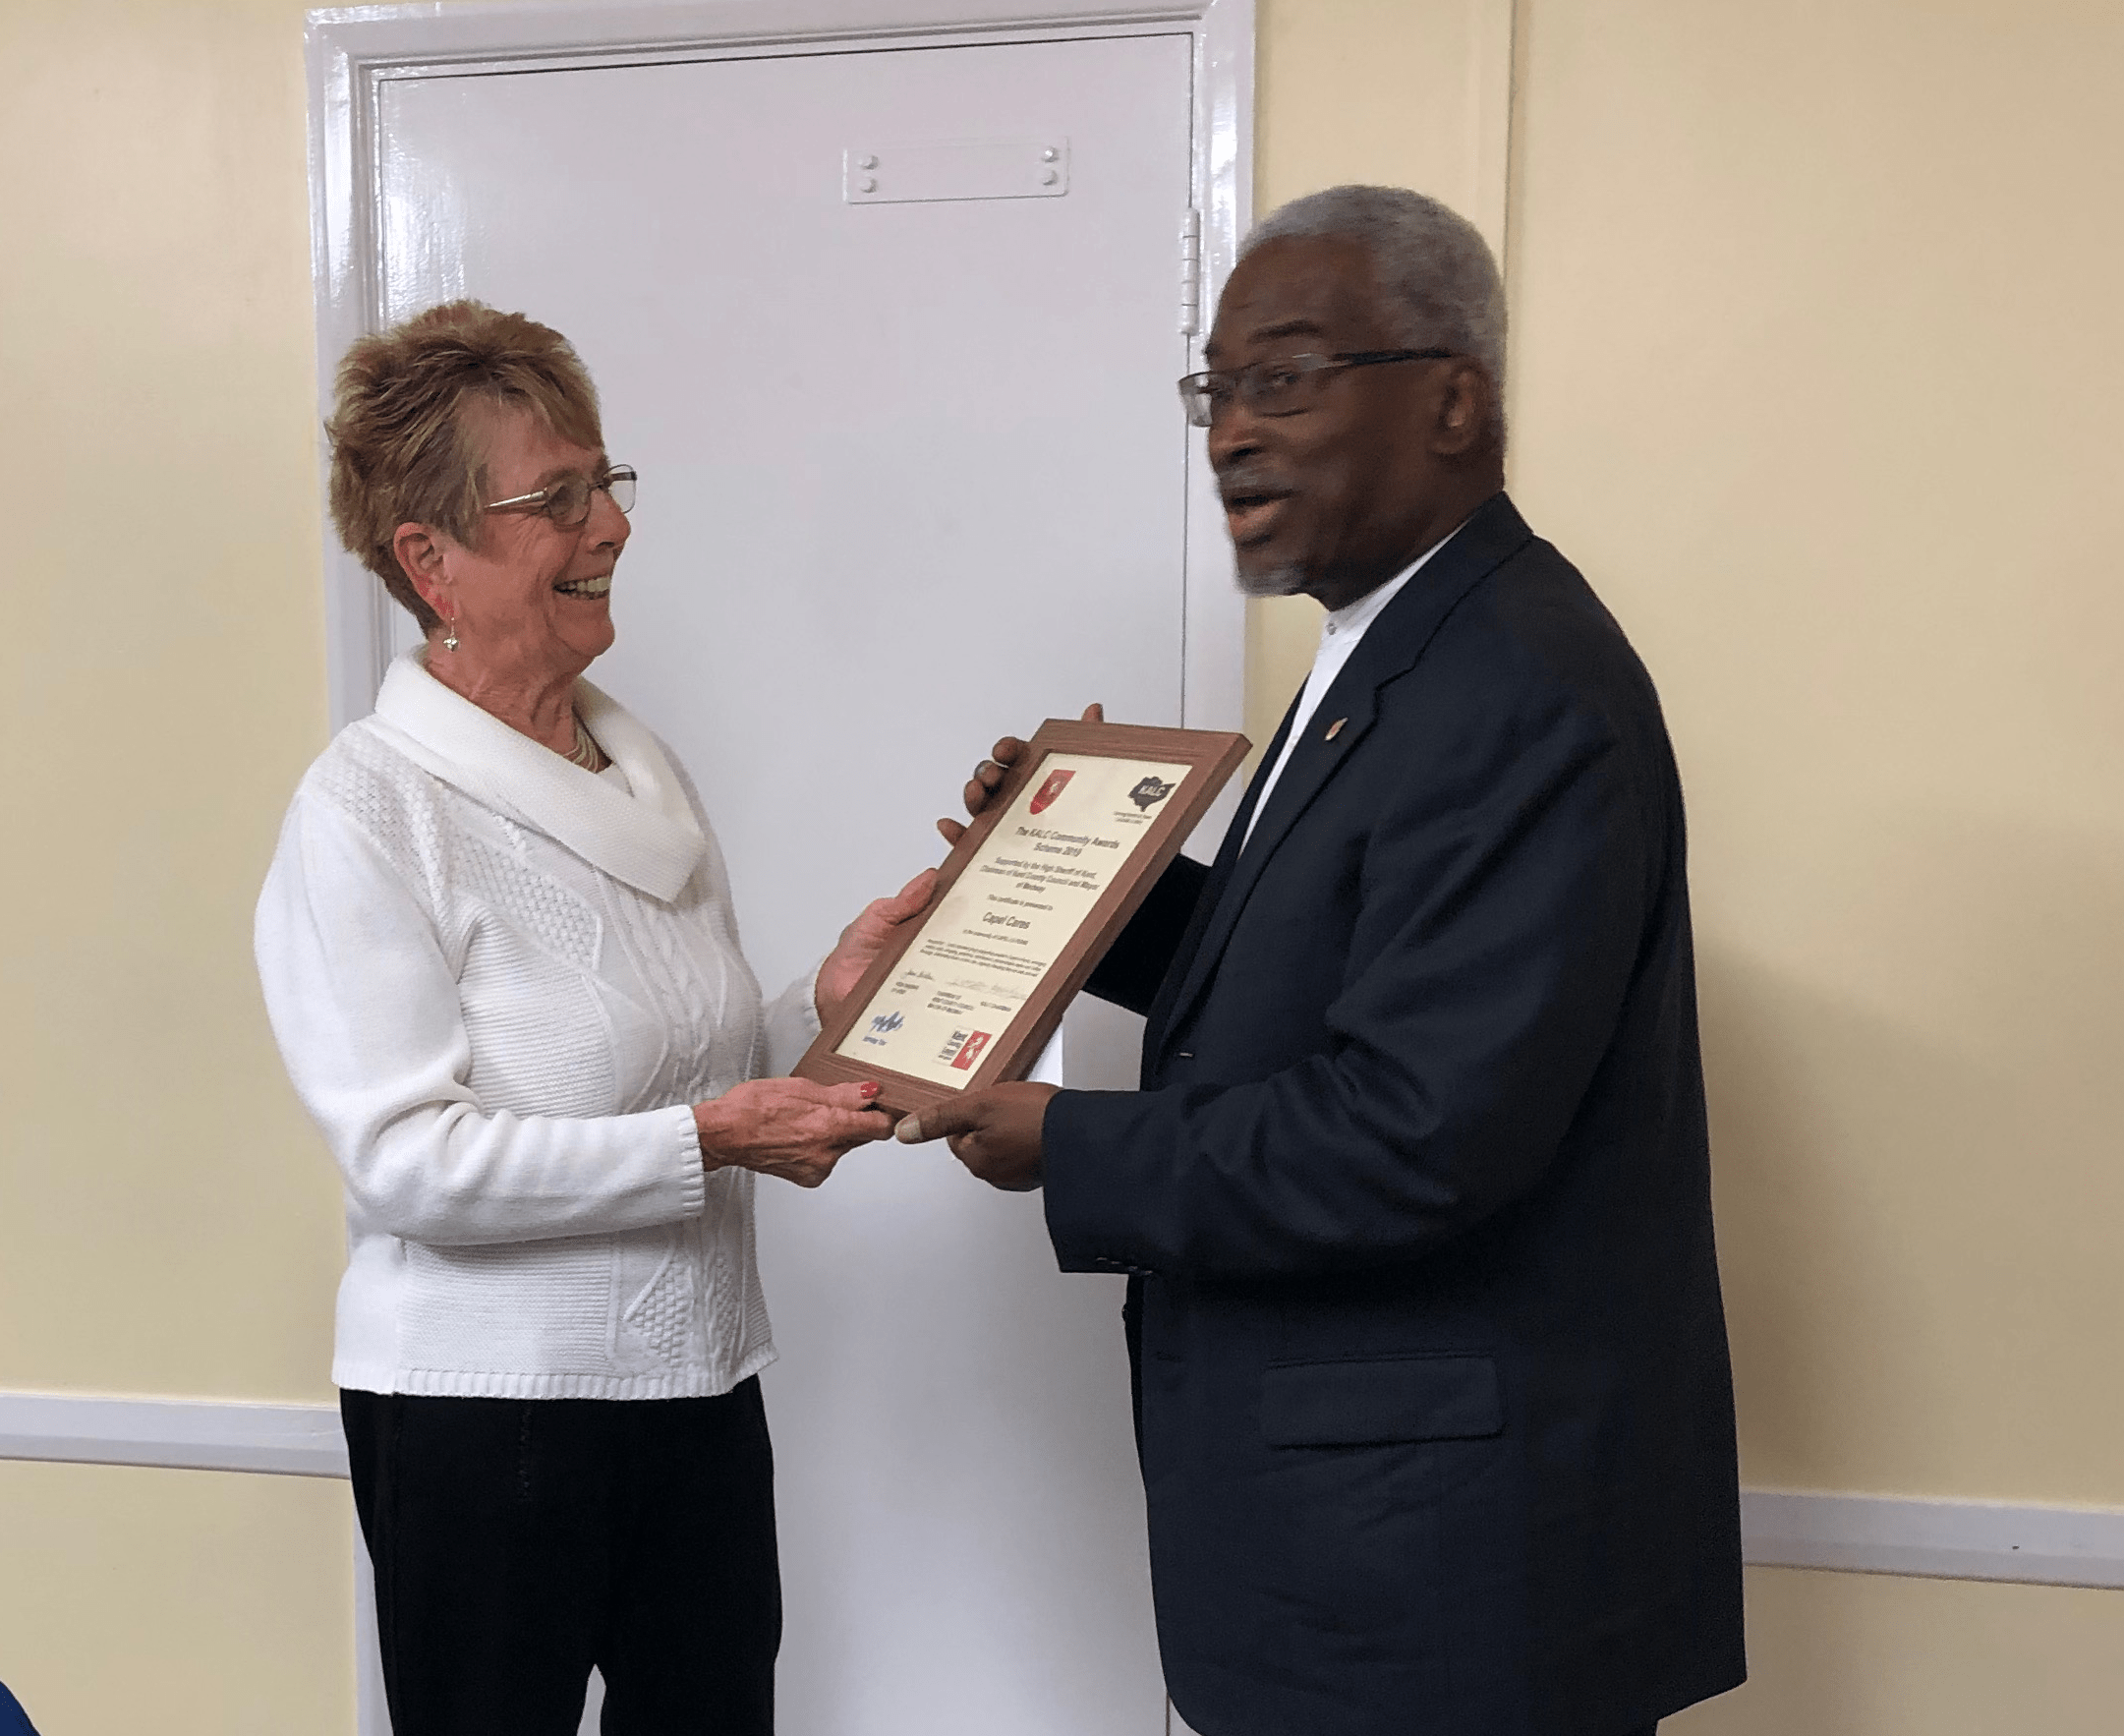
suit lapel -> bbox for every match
[1152,492,1537,1051]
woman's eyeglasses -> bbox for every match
[484,465,637,528]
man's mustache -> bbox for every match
[1215,464,1292,507]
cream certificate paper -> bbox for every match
[836,752,1194,1087]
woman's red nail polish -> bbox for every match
[859,1082,881,1100]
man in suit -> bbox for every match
[902,185,1745,1736]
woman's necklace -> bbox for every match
[566,714,608,773]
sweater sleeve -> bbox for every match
[255,792,708,1247]
[762,964,825,1076]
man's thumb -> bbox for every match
[894,1100,966,1145]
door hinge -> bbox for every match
[1178,208,1203,335]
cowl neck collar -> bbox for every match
[367,651,707,902]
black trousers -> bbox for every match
[341,1380,780,1736]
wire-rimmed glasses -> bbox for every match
[484,465,638,528]
[1177,351,1456,429]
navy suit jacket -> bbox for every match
[1044,494,1745,1736]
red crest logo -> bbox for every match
[1028,769,1075,815]
[950,1031,993,1071]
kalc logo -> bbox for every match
[1128,776,1176,811]
[1029,769,1074,815]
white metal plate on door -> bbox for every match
[844,138,1069,203]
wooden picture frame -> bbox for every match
[794,718,1249,1115]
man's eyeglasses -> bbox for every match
[484,465,637,529]
[1177,351,1456,429]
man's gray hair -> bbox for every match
[1241,185,1507,408]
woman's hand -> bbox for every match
[694,1078,894,1188]
[816,870,938,1024]
[937,702,1104,846]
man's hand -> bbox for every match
[937,703,1105,846]
[894,1081,1060,1190]
[817,869,938,1023]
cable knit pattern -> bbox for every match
[256,654,819,1400]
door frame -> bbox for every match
[305,0,1255,738]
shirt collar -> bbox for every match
[1319,519,1467,647]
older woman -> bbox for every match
[257,302,923,1735]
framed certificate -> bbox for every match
[794,719,1249,1114]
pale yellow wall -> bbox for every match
[1507,0,2124,1503]
[3,0,2120,1732]
[1250,0,2124,1725]
[0,2,353,1728]
[0,1461,352,1734]
[1257,0,2124,1501]
[1665,1567,2124,1736]
[0,0,342,1402]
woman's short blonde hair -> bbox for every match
[325,302,603,631]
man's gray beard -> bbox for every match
[1234,560,1308,599]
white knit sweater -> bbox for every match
[256,652,819,1400]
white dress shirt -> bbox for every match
[1241,527,1462,849]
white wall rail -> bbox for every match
[6,1393,2123,1592]
[1742,1488,2124,1591]
[0,1392,347,1479]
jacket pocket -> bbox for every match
[1261,1354,1503,1447]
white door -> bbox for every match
[365,28,1227,1736]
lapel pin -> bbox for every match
[1324,718,1347,741]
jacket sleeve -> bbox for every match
[255,794,708,1246]
[1042,696,1654,1281]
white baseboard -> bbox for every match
[5,1392,2122,1593]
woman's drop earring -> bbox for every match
[442,617,460,653]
